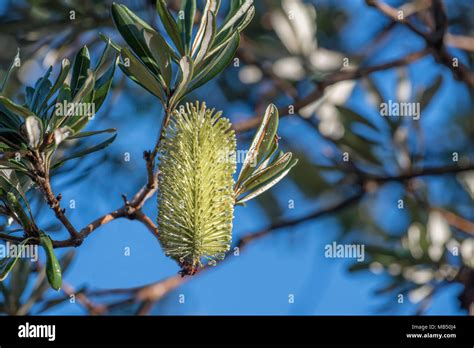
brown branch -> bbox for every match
[366,0,474,88]
[233,48,430,133]
[31,151,79,240]
[434,208,474,236]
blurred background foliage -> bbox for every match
[0,0,473,315]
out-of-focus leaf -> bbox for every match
[336,105,379,132]
[418,75,443,113]
[0,238,32,281]
[336,132,382,166]
[0,49,19,93]
[0,97,34,119]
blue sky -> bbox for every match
[1,0,472,315]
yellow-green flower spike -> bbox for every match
[157,102,236,275]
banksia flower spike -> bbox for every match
[158,102,237,275]
[158,103,298,276]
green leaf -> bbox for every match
[0,238,32,281]
[0,48,19,93]
[156,0,185,55]
[169,56,194,109]
[218,0,253,35]
[111,3,161,76]
[53,134,117,168]
[39,234,62,291]
[236,104,279,185]
[193,11,216,65]
[99,33,123,52]
[236,158,298,204]
[67,128,116,140]
[119,48,165,101]
[192,0,220,55]
[237,152,294,195]
[336,132,382,166]
[70,46,91,97]
[188,32,240,93]
[0,96,34,119]
[336,105,379,133]
[211,4,254,55]
[31,66,52,114]
[177,0,196,54]
[143,28,173,88]
[418,75,443,113]
[94,56,119,110]
[43,59,71,112]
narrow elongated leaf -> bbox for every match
[236,104,279,184]
[53,134,117,167]
[188,32,240,92]
[62,70,95,129]
[156,0,185,55]
[237,152,293,195]
[192,0,220,55]
[0,238,32,281]
[143,28,172,87]
[419,75,443,113]
[236,158,298,204]
[336,105,379,132]
[0,48,19,93]
[43,59,70,111]
[70,46,90,97]
[67,128,116,140]
[169,56,193,108]
[99,33,123,52]
[31,66,52,114]
[119,48,165,101]
[211,5,254,56]
[193,11,216,65]
[94,56,119,110]
[111,3,161,76]
[178,0,196,53]
[0,97,34,119]
[219,0,253,33]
